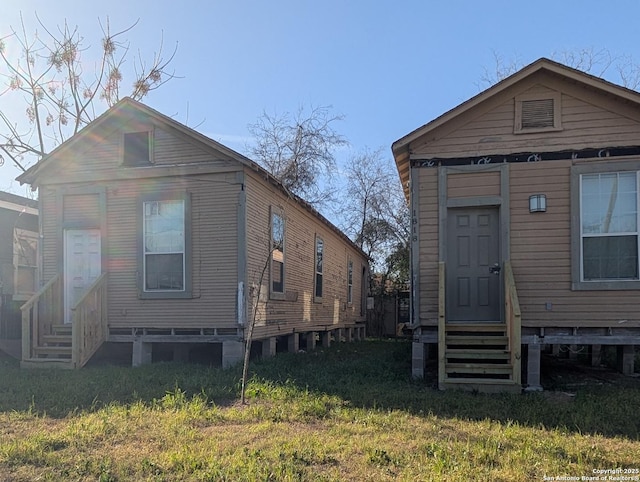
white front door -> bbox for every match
[64,229,101,323]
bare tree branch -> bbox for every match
[341,147,409,278]
[0,13,179,171]
[247,105,347,210]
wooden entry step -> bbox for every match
[445,335,508,346]
[440,320,516,389]
[41,334,72,346]
[33,345,72,357]
[23,322,73,365]
[445,323,505,332]
[445,349,510,360]
[52,324,72,335]
[446,363,513,375]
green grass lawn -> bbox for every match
[0,340,638,481]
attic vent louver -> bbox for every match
[521,98,554,129]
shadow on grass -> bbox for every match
[0,340,638,440]
[246,339,640,440]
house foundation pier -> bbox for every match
[525,343,543,392]
[222,340,244,368]
[321,330,331,348]
[305,332,317,351]
[262,337,276,358]
[412,341,427,379]
[287,333,299,353]
[345,327,353,342]
[590,344,602,367]
[132,339,152,367]
[618,345,635,375]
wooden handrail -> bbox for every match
[21,274,62,362]
[72,272,108,368]
[438,261,446,389]
[504,261,522,385]
[20,274,61,312]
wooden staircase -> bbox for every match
[437,261,522,393]
[31,324,73,363]
[440,322,520,392]
[21,273,108,369]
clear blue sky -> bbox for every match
[3,0,640,198]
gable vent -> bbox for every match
[521,98,555,129]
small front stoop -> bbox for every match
[439,323,521,393]
[21,324,74,369]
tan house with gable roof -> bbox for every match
[17,98,368,368]
[393,58,640,391]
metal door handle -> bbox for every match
[489,263,501,275]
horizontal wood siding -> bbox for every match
[45,125,237,179]
[244,171,368,339]
[63,193,100,225]
[510,160,640,328]
[412,75,640,160]
[152,127,235,166]
[410,70,640,329]
[41,188,58,283]
[447,171,500,198]
[417,168,439,325]
[105,174,241,329]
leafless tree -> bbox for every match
[247,105,347,209]
[0,14,177,171]
[342,147,409,275]
[476,50,524,90]
[478,48,640,91]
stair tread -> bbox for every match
[446,351,510,360]
[52,324,72,331]
[33,345,72,354]
[42,335,72,343]
[21,359,75,369]
[445,323,505,331]
[446,335,508,345]
[446,363,513,374]
[443,377,518,385]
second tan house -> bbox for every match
[393,58,640,392]
[17,98,368,368]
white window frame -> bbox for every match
[314,235,324,301]
[571,161,640,290]
[347,258,353,305]
[142,199,186,293]
[13,227,38,301]
[270,206,286,300]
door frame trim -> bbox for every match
[438,164,510,262]
[55,186,106,278]
[438,164,510,321]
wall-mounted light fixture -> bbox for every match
[529,194,547,213]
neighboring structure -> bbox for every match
[17,98,368,368]
[0,192,38,358]
[392,58,640,392]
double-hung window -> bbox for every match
[270,207,285,299]
[140,194,191,298]
[573,163,640,289]
[13,228,38,300]
[314,235,324,300]
[347,258,353,304]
